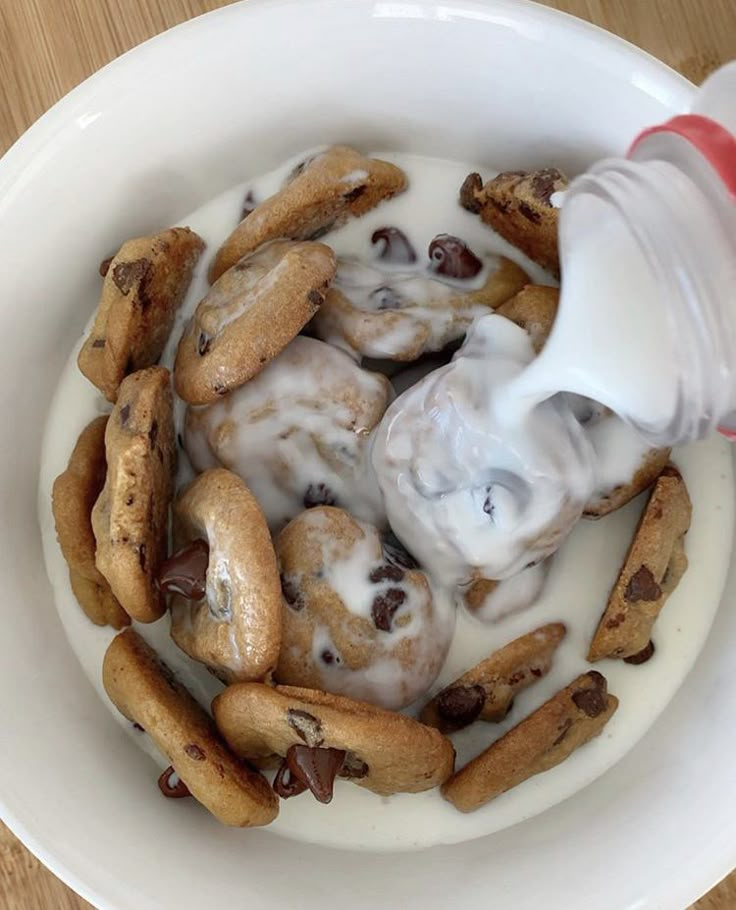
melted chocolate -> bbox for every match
[158,539,210,600]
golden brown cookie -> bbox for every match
[313,251,527,361]
[175,240,336,405]
[588,464,691,663]
[209,146,407,281]
[460,168,568,277]
[420,623,566,732]
[103,629,278,827]
[496,284,559,353]
[275,506,451,710]
[52,416,129,629]
[165,468,282,683]
[442,670,618,812]
[92,367,176,623]
[213,683,455,798]
[584,447,672,519]
[78,227,205,401]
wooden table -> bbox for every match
[0,0,734,907]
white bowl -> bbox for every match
[1,0,734,907]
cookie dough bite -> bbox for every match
[164,469,282,683]
[209,146,407,281]
[312,235,527,362]
[175,240,336,405]
[496,284,559,353]
[460,168,568,277]
[213,683,455,798]
[185,336,392,531]
[78,227,205,401]
[588,464,691,663]
[52,416,129,629]
[462,561,549,623]
[103,629,278,827]
[274,506,454,710]
[92,367,176,623]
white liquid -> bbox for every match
[39,150,735,851]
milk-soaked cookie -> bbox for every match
[79,227,204,401]
[92,367,176,623]
[209,146,407,281]
[496,284,558,353]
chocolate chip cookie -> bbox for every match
[496,284,559,353]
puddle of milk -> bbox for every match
[38,151,735,851]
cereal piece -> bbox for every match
[441,670,618,812]
[313,252,528,362]
[275,506,452,710]
[496,285,558,353]
[588,464,691,661]
[460,168,568,277]
[103,629,278,827]
[213,683,455,797]
[462,561,548,624]
[209,146,407,281]
[92,367,176,623]
[166,468,282,683]
[420,623,566,732]
[51,416,129,629]
[78,227,205,401]
[584,446,672,519]
[175,240,336,405]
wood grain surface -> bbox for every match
[0,0,734,908]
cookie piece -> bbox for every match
[588,464,691,662]
[460,168,568,277]
[584,446,672,519]
[209,146,407,281]
[441,670,618,812]
[52,416,129,629]
[184,336,391,530]
[92,367,176,623]
[213,683,455,797]
[175,240,336,405]
[496,284,558,353]
[103,629,278,827]
[462,561,549,624]
[166,468,282,683]
[78,227,205,401]
[421,623,566,732]
[275,506,452,710]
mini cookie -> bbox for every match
[185,336,391,530]
[496,284,559,353]
[78,227,205,401]
[462,561,549,624]
[421,623,566,733]
[312,236,527,361]
[52,417,129,629]
[460,168,568,277]
[103,629,278,827]
[588,464,691,662]
[441,670,618,812]
[275,506,452,710]
[213,683,455,798]
[584,445,672,519]
[92,367,176,623]
[164,468,282,683]
[209,146,407,281]
[175,240,336,405]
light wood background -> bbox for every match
[0,0,734,907]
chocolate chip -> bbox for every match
[177,433,184,449]
[370,286,402,310]
[92,338,106,348]
[369,564,405,584]
[303,483,336,508]
[605,612,626,630]
[624,566,662,602]
[307,289,324,307]
[371,588,407,631]
[213,383,228,396]
[158,539,209,600]
[531,169,562,205]
[552,717,573,747]
[287,709,324,747]
[623,640,656,665]
[157,766,191,799]
[99,256,114,277]
[483,487,494,520]
[321,649,338,665]
[572,672,608,718]
[518,201,542,224]
[285,744,346,804]
[132,722,145,733]
[459,172,483,213]
[371,227,417,264]
[273,761,308,799]
[185,744,206,761]
[339,752,369,780]
[436,684,486,730]
[241,189,256,220]
[119,404,131,425]
[343,184,367,203]
[197,333,211,356]
[382,531,419,570]
[428,234,483,280]
[112,258,150,295]
[280,574,305,611]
